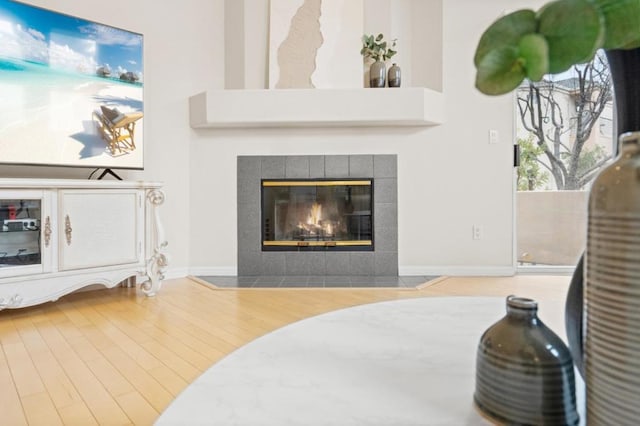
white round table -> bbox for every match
[157,296,584,425]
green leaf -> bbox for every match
[475,46,527,95]
[592,0,640,49]
[518,33,549,81]
[474,9,538,67]
[538,0,604,73]
[375,33,384,42]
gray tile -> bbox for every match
[236,276,258,287]
[281,275,309,287]
[262,156,286,178]
[238,250,262,275]
[324,276,351,287]
[254,276,284,287]
[374,252,398,276]
[237,276,259,285]
[238,205,261,252]
[375,203,397,229]
[307,252,326,275]
[261,252,286,275]
[374,226,398,253]
[285,156,310,178]
[325,155,349,178]
[325,251,351,275]
[237,173,260,206]
[309,156,325,178]
[279,281,310,288]
[349,155,373,177]
[349,252,374,276]
[373,276,402,287]
[374,155,397,178]
[237,156,262,181]
[282,276,309,285]
[350,281,375,288]
[350,275,374,284]
[285,252,312,275]
[374,178,397,204]
[307,276,325,286]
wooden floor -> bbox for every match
[0,275,571,425]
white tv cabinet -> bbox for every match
[0,179,167,310]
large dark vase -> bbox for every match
[565,47,640,423]
[369,60,386,88]
[475,296,579,425]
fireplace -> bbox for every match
[261,179,373,251]
[237,155,397,276]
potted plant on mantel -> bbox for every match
[361,33,397,88]
[475,0,640,423]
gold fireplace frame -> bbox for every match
[262,179,373,248]
[262,180,371,187]
[263,240,373,247]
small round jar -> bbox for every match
[474,295,579,425]
[387,63,401,88]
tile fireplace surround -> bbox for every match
[237,155,398,276]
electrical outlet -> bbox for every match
[489,129,499,144]
[473,225,482,240]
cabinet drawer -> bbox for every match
[59,190,141,271]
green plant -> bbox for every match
[517,137,550,191]
[361,33,397,62]
[474,0,640,95]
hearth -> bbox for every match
[261,179,373,251]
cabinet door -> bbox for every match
[59,190,142,271]
[0,190,52,278]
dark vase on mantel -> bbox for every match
[565,47,640,424]
[387,63,401,88]
[369,60,386,88]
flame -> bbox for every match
[308,202,322,225]
[297,203,336,238]
[325,223,333,235]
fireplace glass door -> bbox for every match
[262,179,373,251]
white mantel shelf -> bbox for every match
[189,88,444,128]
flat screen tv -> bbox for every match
[0,0,144,170]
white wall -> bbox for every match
[2,0,546,277]
[188,0,545,276]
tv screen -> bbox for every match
[0,0,143,170]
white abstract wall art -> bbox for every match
[269,0,363,89]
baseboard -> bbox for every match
[399,265,516,276]
[188,267,238,277]
[163,267,191,280]
[517,265,575,275]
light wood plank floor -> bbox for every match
[0,275,571,425]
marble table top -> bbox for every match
[156,296,585,425]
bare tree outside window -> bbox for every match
[516,51,614,191]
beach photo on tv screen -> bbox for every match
[0,0,144,170]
